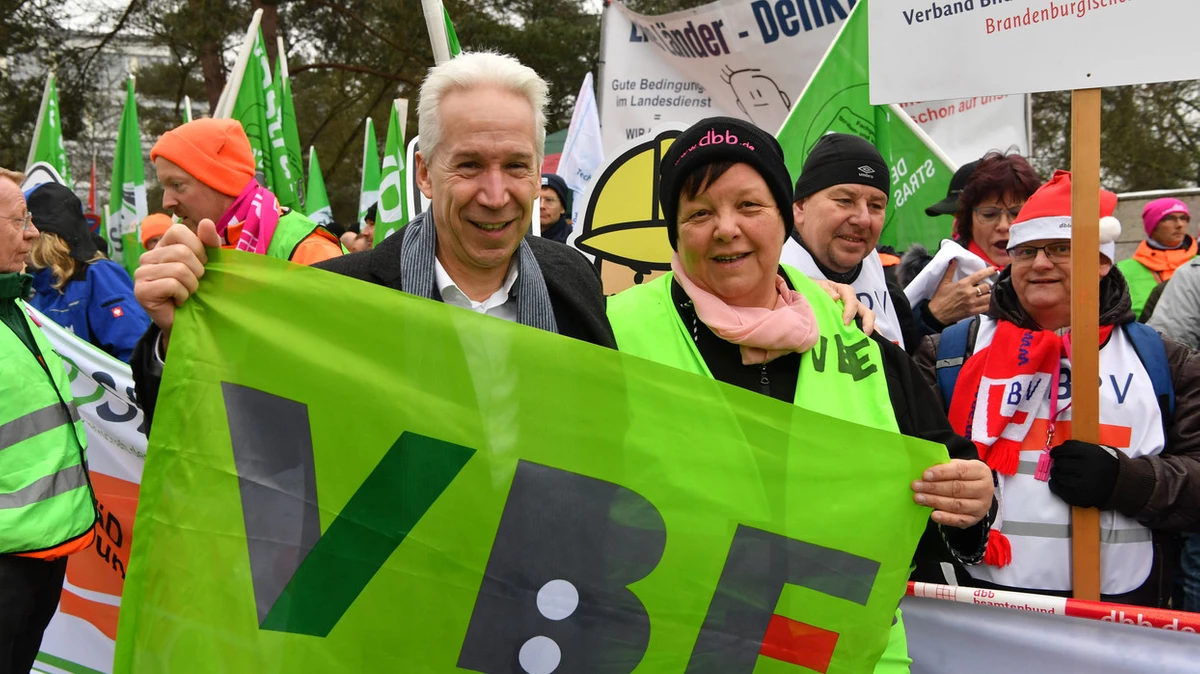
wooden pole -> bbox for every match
[1069,88,1102,601]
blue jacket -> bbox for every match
[29,260,150,363]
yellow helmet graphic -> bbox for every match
[575,126,684,295]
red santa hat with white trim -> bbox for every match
[1007,170,1121,261]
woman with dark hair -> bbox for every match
[903,151,1042,336]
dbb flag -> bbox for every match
[305,147,333,227]
[27,73,73,185]
[109,76,148,276]
[220,26,301,210]
[776,0,954,251]
[115,249,943,673]
[375,99,408,244]
[358,117,381,228]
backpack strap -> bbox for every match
[1123,321,1176,422]
[935,318,980,413]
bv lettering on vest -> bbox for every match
[780,239,906,350]
[951,317,1162,596]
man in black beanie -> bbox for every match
[780,133,918,352]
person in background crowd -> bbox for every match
[607,117,995,672]
[131,52,617,429]
[0,167,97,674]
[916,171,1200,608]
[538,173,571,244]
[1117,198,1195,318]
[903,152,1041,337]
[26,183,150,362]
[779,133,917,351]
[143,117,343,266]
[924,159,982,223]
[896,160,980,289]
[357,203,377,251]
[1141,209,1200,613]
[140,212,173,252]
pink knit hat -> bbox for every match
[1142,198,1189,238]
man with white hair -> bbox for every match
[130,52,616,426]
[318,52,614,342]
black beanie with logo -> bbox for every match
[792,133,890,203]
[659,116,794,250]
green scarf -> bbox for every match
[0,271,39,357]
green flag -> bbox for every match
[444,4,462,57]
[26,72,73,184]
[183,95,194,124]
[358,117,380,227]
[115,249,943,673]
[375,100,408,245]
[275,42,305,210]
[305,146,333,226]
[776,0,954,251]
[109,75,148,276]
[222,28,300,209]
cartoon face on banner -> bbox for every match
[573,125,686,295]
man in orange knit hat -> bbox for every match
[914,170,1200,608]
[143,118,341,265]
[139,213,172,252]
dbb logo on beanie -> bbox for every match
[675,127,758,165]
[700,128,739,147]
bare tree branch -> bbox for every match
[303,0,408,54]
[83,0,144,73]
[291,62,416,87]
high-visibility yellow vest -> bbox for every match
[0,299,97,556]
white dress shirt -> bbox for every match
[434,258,520,323]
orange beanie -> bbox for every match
[150,119,256,197]
[139,213,173,245]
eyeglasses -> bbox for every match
[974,205,1024,225]
[1010,242,1072,263]
[0,213,33,231]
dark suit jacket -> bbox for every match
[314,216,615,350]
[131,216,615,430]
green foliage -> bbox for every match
[1032,83,1200,192]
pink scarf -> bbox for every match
[217,181,282,255]
[671,255,820,365]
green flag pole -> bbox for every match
[213,10,262,119]
[421,0,455,64]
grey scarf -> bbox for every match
[399,212,559,334]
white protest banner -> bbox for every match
[902,594,1199,673]
[900,94,1028,163]
[600,0,850,151]
[601,0,1027,166]
[868,0,1200,103]
[558,72,606,234]
[27,307,146,674]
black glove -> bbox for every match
[1048,440,1120,508]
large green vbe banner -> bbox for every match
[115,251,946,673]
